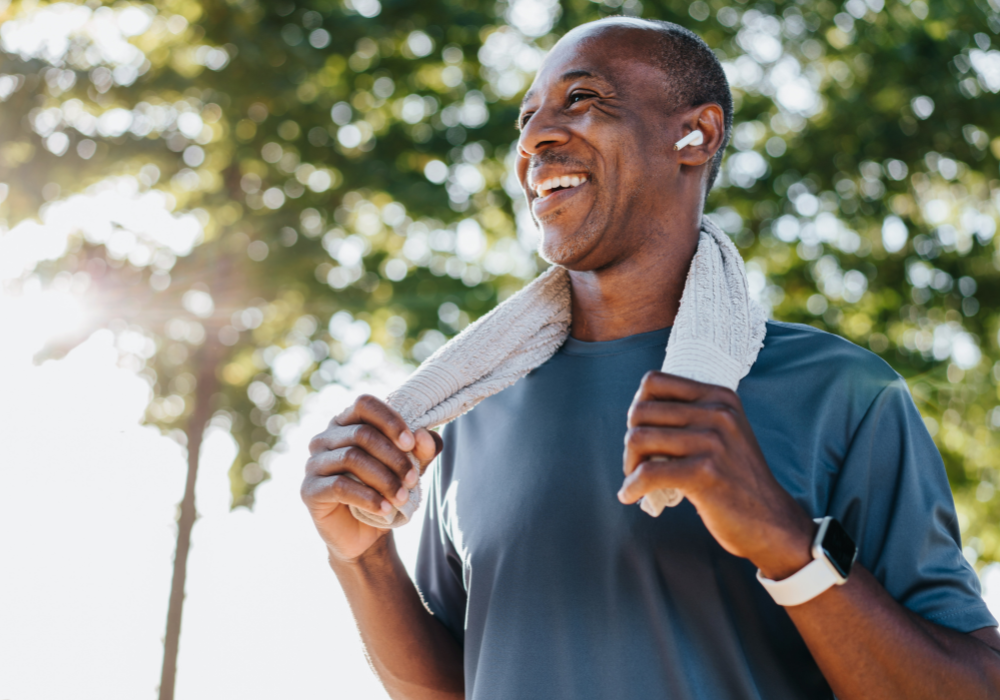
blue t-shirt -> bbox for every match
[415,322,996,699]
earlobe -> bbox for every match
[673,130,705,151]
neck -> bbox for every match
[567,213,701,342]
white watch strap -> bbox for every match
[756,557,842,607]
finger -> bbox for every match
[301,473,395,518]
[623,426,713,476]
[349,423,414,480]
[308,425,349,456]
[627,400,723,430]
[307,446,410,508]
[412,428,443,470]
[617,456,707,505]
[634,371,737,407]
[335,394,414,452]
[430,430,444,455]
[309,422,414,485]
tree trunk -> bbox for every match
[158,336,221,700]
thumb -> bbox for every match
[412,428,443,472]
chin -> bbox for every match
[529,185,617,270]
[537,217,606,270]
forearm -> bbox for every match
[785,565,1000,699]
[331,535,464,700]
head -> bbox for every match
[516,18,732,270]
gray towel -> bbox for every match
[350,217,767,528]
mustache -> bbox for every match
[527,151,592,177]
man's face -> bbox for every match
[516,21,683,270]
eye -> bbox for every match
[568,91,595,106]
[518,112,534,129]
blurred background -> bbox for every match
[3,0,1000,697]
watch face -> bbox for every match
[821,518,858,579]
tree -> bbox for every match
[3,0,1000,696]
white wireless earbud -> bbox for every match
[673,130,704,151]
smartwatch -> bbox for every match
[757,516,858,607]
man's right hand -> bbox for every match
[301,394,442,563]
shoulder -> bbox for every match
[761,320,901,381]
[749,320,906,414]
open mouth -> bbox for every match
[533,173,590,199]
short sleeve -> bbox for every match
[827,377,997,632]
[414,444,468,645]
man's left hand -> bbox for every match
[618,370,817,580]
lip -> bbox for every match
[531,178,591,218]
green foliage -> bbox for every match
[4,0,1000,566]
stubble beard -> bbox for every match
[536,204,605,267]
[535,177,643,270]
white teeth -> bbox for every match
[533,173,588,198]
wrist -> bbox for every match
[753,517,817,581]
[328,534,396,574]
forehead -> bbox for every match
[522,21,666,104]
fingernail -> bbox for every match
[398,431,415,451]
[617,489,627,503]
[381,500,393,514]
[404,468,418,487]
[396,487,409,504]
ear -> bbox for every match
[675,104,725,168]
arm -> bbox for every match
[618,371,1000,699]
[301,395,464,699]
[786,563,1000,699]
[332,536,465,700]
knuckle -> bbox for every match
[356,394,379,412]
[308,434,327,455]
[626,409,641,430]
[330,474,351,497]
[299,478,314,504]
[694,461,717,489]
[714,387,738,406]
[628,401,649,423]
[343,445,366,468]
[624,427,642,448]
[304,454,320,475]
[352,423,378,446]
[714,409,737,432]
[626,403,638,424]
[696,455,718,480]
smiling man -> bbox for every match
[301,18,1000,700]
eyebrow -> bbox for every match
[519,69,615,109]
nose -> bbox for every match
[517,105,571,160]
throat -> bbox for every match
[566,247,692,342]
[568,280,681,342]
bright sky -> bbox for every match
[3,279,1000,700]
[0,284,425,699]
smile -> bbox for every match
[533,173,590,199]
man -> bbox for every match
[301,17,1000,699]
